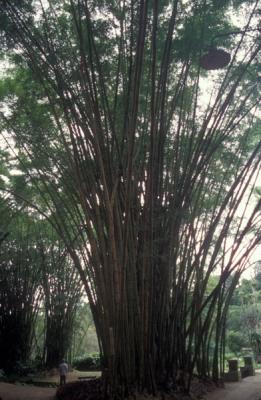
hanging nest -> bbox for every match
[200,48,231,70]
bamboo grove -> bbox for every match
[0,155,84,370]
[0,209,83,370]
[0,0,260,396]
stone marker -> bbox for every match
[223,359,242,382]
[240,356,255,378]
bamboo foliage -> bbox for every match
[0,0,260,395]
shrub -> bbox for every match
[73,353,101,371]
[227,331,248,356]
[0,369,7,382]
[13,361,36,376]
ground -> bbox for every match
[0,370,99,400]
[0,382,55,400]
[0,371,261,400]
[206,370,261,400]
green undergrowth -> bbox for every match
[73,353,101,371]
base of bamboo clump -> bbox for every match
[55,375,219,400]
[56,379,103,400]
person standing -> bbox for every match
[58,358,68,386]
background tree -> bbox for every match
[227,267,261,358]
[72,302,99,359]
[0,214,43,372]
[40,235,83,368]
[0,152,84,370]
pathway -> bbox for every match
[0,382,55,400]
[1,372,261,400]
[206,370,261,400]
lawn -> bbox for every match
[19,369,101,387]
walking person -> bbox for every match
[59,358,68,386]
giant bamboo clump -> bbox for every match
[0,219,43,372]
[0,0,260,396]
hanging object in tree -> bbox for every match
[200,47,231,70]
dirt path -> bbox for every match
[0,370,99,400]
[0,382,55,400]
[1,371,261,400]
[206,370,261,400]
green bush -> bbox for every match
[227,331,248,356]
[0,369,7,382]
[73,353,101,371]
[12,360,37,376]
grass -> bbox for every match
[20,369,101,385]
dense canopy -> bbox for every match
[0,0,260,397]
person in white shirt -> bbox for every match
[58,359,68,385]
